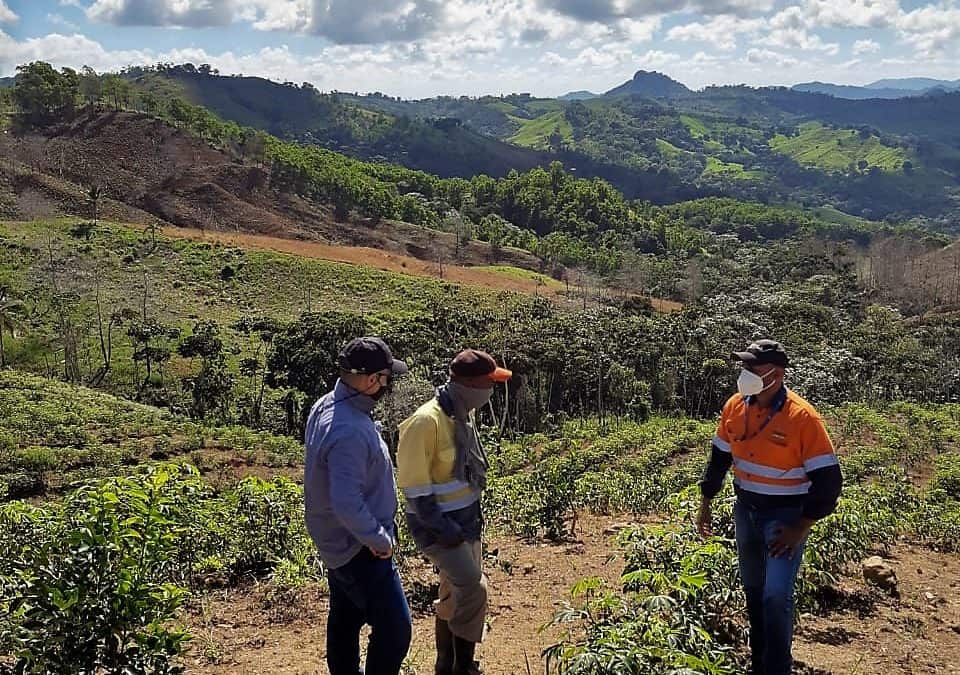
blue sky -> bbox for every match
[1,0,958,98]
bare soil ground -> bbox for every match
[179,516,960,675]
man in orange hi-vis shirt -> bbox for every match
[697,339,842,675]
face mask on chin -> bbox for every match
[737,367,779,397]
[369,376,392,401]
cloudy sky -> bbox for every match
[1,1,958,98]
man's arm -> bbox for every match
[700,439,733,500]
[326,436,393,554]
[697,407,734,537]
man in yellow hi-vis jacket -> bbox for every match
[397,349,512,675]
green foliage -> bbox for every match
[543,400,960,671]
[178,321,233,421]
[266,310,367,402]
[770,122,910,174]
[508,111,573,150]
[546,526,742,674]
[12,62,80,124]
[0,465,316,672]
[0,466,194,673]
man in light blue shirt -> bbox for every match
[304,336,411,675]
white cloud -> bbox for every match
[632,48,681,68]
[618,16,662,42]
[667,15,762,50]
[308,0,447,43]
[86,0,236,27]
[240,0,310,32]
[800,0,899,28]
[745,47,798,67]
[768,5,806,30]
[573,44,630,68]
[895,4,960,57]
[852,38,880,54]
[49,13,84,30]
[0,0,17,23]
[539,0,772,22]
[759,27,840,55]
[542,50,568,66]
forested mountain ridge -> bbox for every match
[130,65,960,226]
[793,80,960,99]
[3,59,960,675]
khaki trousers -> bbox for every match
[424,540,487,643]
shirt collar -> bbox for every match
[745,385,788,410]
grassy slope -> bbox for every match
[0,369,301,499]
[507,110,573,149]
[770,122,911,173]
[702,156,766,181]
[472,265,564,287]
[679,114,708,139]
[0,218,530,383]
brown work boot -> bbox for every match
[435,616,455,675]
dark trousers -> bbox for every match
[734,502,806,675]
[326,548,412,675]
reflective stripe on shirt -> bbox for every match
[404,490,479,514]
[735,476,811,495]
[733,457,807,480]
[401,479,472,500]
[803,453,839,472]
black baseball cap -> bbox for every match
[732,339,789,368]
[338,337,408,376]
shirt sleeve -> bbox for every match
[712,398,733,454]
[800,412,843,520]
[700,397,735,499]
[326,435,393,552]
[396,413,437,498]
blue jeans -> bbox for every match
[734,502,806,675]
[326,548,412,675]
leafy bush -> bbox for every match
[0,466,193,674]
[545,525,743,675]
[0,464,319,671]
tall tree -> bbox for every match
[78,66,101,108]
[12,61,80,124]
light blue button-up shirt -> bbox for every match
[304,380,397,569]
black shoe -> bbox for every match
[435,616,455,675]
[453,636,482,675]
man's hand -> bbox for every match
[369,542,394,559]
[696,499,712,539]
[769,519,813,559]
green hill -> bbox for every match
[123,65,960,223]
[507,110,573,149]
[770,122,912,173]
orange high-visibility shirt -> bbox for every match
[713,387,838,497]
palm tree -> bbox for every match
[0,286,25,368]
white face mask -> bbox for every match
[737,367,779,397]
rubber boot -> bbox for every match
[453,636,482,675]
[435,616,455,675]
